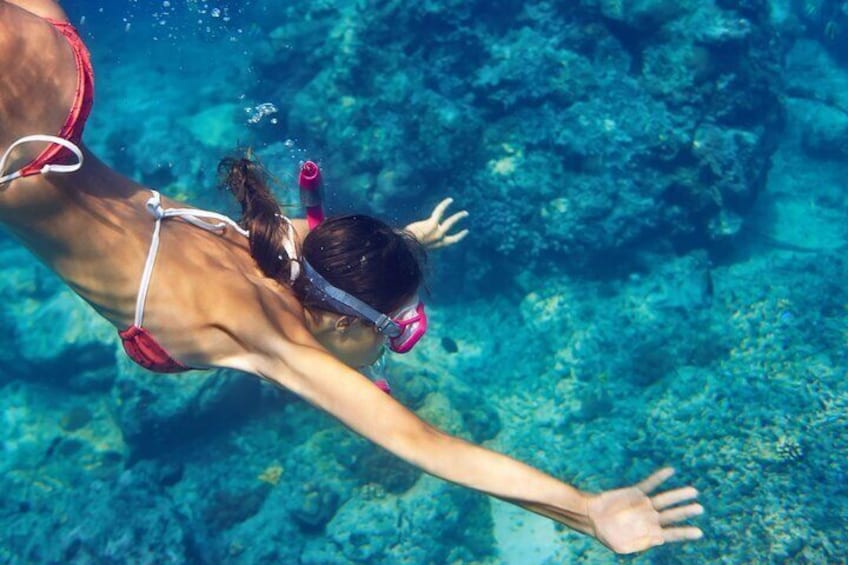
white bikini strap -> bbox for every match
[0,135,84,185]
[134,190,300,327]
[134,190,249,327]
[283,221,300,282]
[146,198,250,238]
[133,191,166,327]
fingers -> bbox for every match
[622,525,703,554]
[659,503,704,525]
[651,486,699,510]
[431,229,469,249]
[662,526,704,544]
[430,197,455,221]
[636,467,675,494]
[654,484,704,547]
[439,210,469,233]
[431,198,469,228]
[423,197,470,249]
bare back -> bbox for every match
[0,1,314,370]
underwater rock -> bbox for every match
[793,0,848,64]
[527,251,730,388]
[1,463,196,563]
[157,461,184,487]
[652,116,773,243]
[204,483,272,531]
[327,495,401,563]
[288,482,342,531]
[473,28,596,111]
[594,0,694,32]
[447,385,503,443]
[60,406,93,432]
[799,103,848,161]
[520,286,578,338]
[575,388,615,422]
[111,363,263,457]
[351,447,422,495]
[212,481,310,563]
[696,13,754,47]
[390,365,438,410]
[290,425,423,496]
[390,476,496,563]
[416,392,467,437]
[0,259,117,388]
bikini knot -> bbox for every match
[145,191,164,220]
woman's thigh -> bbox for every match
[0,1,78,175]
[3,0,67,22]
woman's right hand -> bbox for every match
[587,468,704,554]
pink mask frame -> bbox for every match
[387,299,428,353]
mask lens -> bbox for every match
[388,301,427,353]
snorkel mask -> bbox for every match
[298,160,427,353]
[301,259,428,353]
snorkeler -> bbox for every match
[0,0,704,555]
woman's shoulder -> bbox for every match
[172,257,312,372]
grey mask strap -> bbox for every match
[301,259,400,337]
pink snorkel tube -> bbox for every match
[298,161,325,229]
[297,159,428,357]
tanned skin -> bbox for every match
[0,0,703,554]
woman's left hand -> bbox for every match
[588,467,704,554]
[405,197,469,250]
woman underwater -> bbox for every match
[0,0,704,555]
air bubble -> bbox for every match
[246,102,279,124]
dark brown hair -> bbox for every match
[219,156,296,282]
[297,214,425,314]
[220,156,425,316]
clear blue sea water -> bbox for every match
[1,1,847,563]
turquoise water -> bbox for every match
[1,0,847,563]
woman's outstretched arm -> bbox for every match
[244,340,704,555]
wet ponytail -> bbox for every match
[219,156,296,282]
[219,155,427,318]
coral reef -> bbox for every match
[241,1,785,282]
[0,0,846,562]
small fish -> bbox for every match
[441,337,459,354]
[44,437,62,458]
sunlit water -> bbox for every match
[1,1,846,563]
